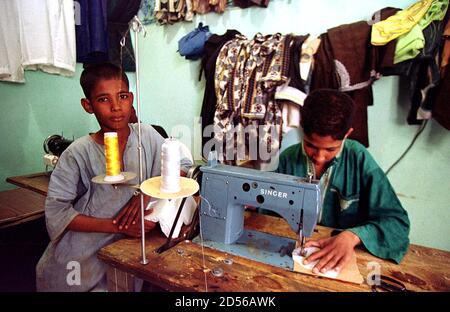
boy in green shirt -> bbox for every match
[277,89,410,275]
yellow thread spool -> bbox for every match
[104,132,124,182]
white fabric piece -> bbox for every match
[0,0,75,83]
[276,85,304,146]
[145,196,197,239]
[281,101,301,135]
[292,246,339,279]
[275,85,307,106]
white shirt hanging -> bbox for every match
[0,0,24,83]
[0,0,76,83]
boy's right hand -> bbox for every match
[303,231,361,274]
[113,193,152,231]
[118,219,156,237]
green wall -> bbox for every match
[0,67,94,186]
[0,0,449,252]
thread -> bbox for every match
[160,138,181,193]
[198,194,212,292]
[104,132,124,182]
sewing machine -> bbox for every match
[42,134,73,172]
[196,156,322,270]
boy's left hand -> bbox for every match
[303,231,361,274]
[113,193,152,231]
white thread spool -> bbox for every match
[160,138,181,193]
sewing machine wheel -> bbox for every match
[43,134,73,157]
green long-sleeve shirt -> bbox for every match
[277,139,410,263]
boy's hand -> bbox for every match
[113,193,152,231]
[303,231,361,274]
[119,219,156,237]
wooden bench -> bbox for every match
[0,188,46,229]
[6,172,50,196]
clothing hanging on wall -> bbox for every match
[155,0,193,24]
[403,0,449,124]
[392,1,446,64]
[212,33,295,168]
[393,0,448,64]
[178,23,213,60]
[441,18,450,71]
[371,0,433,46]
[298,36,321,92]
[107,0,141,71]
[311,32,373,147]
[0,0,76,83]
[138,0,157,25]
[394,24,425,64]
[433,68,450,130]
[311,7,400,147]
[192,0,227,14]
[288,35,310,92]
[200,32,318,164]
[197,3,449,166]
[77,0,140,71]
[233,0,270,8]
[406,20,445,124]
[76,0,109,64]
[370,1,449,126]
[200,29,242,153]
[275,85,305,135]
[0,0,21,82]
[381,18,448,125]
[214,33,291,119]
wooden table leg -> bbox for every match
[106,266,136,292]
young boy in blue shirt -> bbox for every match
[36,63,189,291]
[277,89,410,275]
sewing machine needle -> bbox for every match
[300,235,306,257]
[298,210,307,257]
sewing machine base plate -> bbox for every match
[193,229,296,270]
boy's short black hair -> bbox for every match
[301,89,355,140]
[80,63,129,100]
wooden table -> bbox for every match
[98,212,450,292]
[6,172,50,196]
[0,188,46,229]
[7,173,450,292]
[2,173,49,228]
